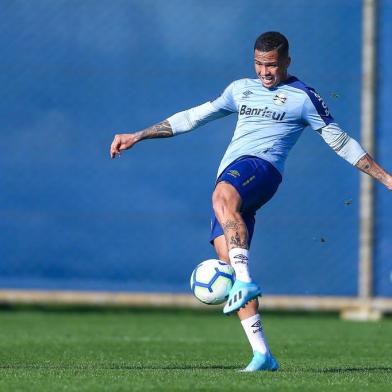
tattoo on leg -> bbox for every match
[230,231,248,248]
[222,219,248,250]
[222,220,241,231]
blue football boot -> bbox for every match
[241,351,279,372]
[223,279,262,315]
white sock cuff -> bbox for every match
[229,248,251,282]
[229,248,249,260]
[240,313,260,328]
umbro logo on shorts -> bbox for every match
[228,170,240,178]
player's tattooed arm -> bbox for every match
[136,120,173,140]
[355,153,392,190]
[110,120,173,158]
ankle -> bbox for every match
[229,248,252,282]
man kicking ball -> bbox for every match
[110,32,392,372]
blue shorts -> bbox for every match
[210,156,282,245]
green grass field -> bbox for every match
[0,308,391,391]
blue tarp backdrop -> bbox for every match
[374,0,392,297]
[0,0,390,296]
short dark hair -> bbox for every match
[254,32,289,59]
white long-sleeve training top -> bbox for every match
[167,76,366,177]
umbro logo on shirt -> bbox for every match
[242,90,253,98]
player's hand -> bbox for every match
[386,176,392,191]
[110,133,139,159]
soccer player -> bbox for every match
[110,32,392,372]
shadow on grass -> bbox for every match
[116,364,239,370]
[2,363,392,372]
[316,367,392,373]
[0,363,239,370]
[0,304,355,320]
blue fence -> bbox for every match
[375,0,392,297]
[0,0,390,297]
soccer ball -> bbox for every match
[190,259,235,305]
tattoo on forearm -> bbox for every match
[222,219,248,249]
[355,154,388,184]
[137,120,173,140]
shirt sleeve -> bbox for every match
[302,88,335,130]
[167,82,237,135]
[316,123,367,165]
[301,88,367,165]
[210,81,238,113]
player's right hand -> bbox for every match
[110,133,139,159]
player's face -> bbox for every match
[254,49,291,89]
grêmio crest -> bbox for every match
[273,92,287,106]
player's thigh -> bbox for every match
[213,156,281,216]
[216,157,282,214]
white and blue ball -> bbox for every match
[190,259,235,305]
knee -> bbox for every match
[212,187,239,220]
[212,188,226,218]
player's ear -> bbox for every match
[285,56,291,68]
